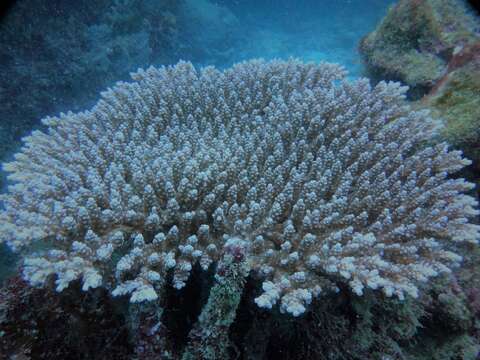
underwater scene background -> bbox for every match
[0,0,480,359]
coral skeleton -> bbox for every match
[1,59,478,316]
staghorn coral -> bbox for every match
[0,59,478,317]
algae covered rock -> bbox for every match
[360,0,480,99]
[422,42,480,174]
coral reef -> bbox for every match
[1,59,478,324]
[1,1,477,358]
[359,0,480,100]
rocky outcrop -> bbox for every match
[359,0,479,100]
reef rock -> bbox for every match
[359,0,480,100]
[422,41,480,176]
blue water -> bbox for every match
[178,0,396,76]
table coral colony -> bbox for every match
[0,59,478,317]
